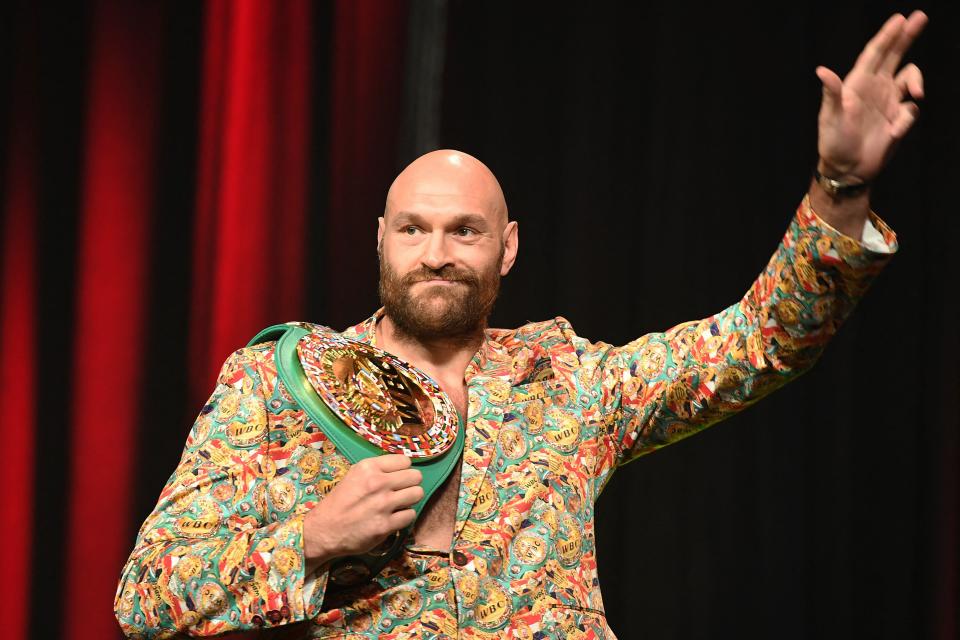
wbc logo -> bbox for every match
[298,332,458,458]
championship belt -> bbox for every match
[248,323,465,586]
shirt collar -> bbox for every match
[341,308,382,346]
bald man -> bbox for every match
[116,11,927,639]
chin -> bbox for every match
[418,300,461,322]
[413,289,463,309]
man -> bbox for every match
[116,11,927,639]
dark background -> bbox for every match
[1,1,956,639]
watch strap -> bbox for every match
[813,167,870,198]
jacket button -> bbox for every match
[452,550,469,566]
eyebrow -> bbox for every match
[392,211,489,228]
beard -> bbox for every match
[378,245,503,342]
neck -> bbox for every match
[376,314,484,383]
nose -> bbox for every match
[421,229,453,271]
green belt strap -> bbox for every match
[248,323,465,585]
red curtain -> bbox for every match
[0,123,37,640]
[189,0,311,407]
[0,1,409,637]
[62,2,162,638]
[0,20,38,640]
[326,0,409,329]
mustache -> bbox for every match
[401,266,479,285]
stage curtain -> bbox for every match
[323,0,410,330]
[61,2,162,638]
[188,0,312,408]
[0,1,409,637]
[0,12,39,640]
[0,2,955,639]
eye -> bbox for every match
[404,226,419,235]
[455,227,475,237]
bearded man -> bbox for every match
[116,11,927,639]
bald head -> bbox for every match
[385,150,508,228]
[376,150,520,340]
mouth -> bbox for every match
[413,279,463,286]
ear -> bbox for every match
[377,216,385,249]
[499,221,519,276]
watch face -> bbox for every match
[297,332,459,458]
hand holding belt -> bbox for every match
[248,323,465,586]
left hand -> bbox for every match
[816,11,928,183]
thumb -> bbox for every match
[816,65,843,114]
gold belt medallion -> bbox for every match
[297,332,458,458]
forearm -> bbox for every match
[605,196,897,467]
[115,347,328,637]
[116,512,324,637]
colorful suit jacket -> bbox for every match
[115,198,896,638]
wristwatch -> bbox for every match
[813,167,870,198]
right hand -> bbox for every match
[303,454,423,564]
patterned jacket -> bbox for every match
[115,198,896,638]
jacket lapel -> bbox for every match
[454,336,513,541]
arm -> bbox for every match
[114,345,424,638]
[114,347,326,637]
[595,195,896,473]
[591,11,925,480]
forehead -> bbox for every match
[386,183,503,226]
[389,191,492,217]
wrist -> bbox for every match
[816,158,868,186]
[814,159,871,201]
[808,176,871,239]
[303,504,342,565]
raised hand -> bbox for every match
[816,11,928,184]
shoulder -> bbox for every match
[488,316,579,352]
[240,321,337,357]
[490,317,620,370]
[219,320,331,383]
[246,321,337,347]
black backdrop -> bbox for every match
[436,3,959,638]
[1,1,957,639]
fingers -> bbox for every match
[855,11,928,75]
[371,453,412,472]
[388,508,417,531]
[386,467,423,490]
[816,65,844,114]
[881,10,929,74]
[855,13,906,73]
[390,484,425,510]
[895,63,924,100]
[889,101,919,140]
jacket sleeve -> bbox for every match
[592,196,897,482]
[115,346,328,637]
